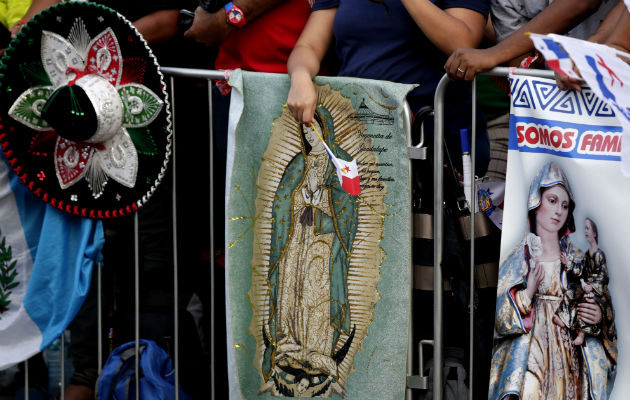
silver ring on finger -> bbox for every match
[457,67,465,73]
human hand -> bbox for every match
[444,48,498,81]
[554,58,583,91]
[287,71,317,124]
[560,252,568,265]
[578,296,602,325]
[555,72,583,91]
[526,262,544,301]
[183,6,233,47]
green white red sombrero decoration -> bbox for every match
[0,1,171,218]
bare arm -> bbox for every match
[445,0,602,80]
[605,7,630,53]
[400,1,486,55]
[556,4,628,91]
[13,0,178,45]
[489,0,601,64]
[588,0,626,44]
[286,8,336,124]
[134,9,179,45]
[184,0,287,47]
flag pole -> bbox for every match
[309,122,335,159]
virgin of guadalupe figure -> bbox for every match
[262,105,359,395]
[489,162,617,400]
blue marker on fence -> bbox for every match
[460,128,473,211]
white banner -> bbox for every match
[489,76,629,400]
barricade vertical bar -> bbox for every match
[160,67,226,400]
[468,77,477,400]
[134,213,140,400]
[24,359,28,400]
[169,75,180,400]
[60,332,65,400]
[208,79,216,400]
[403,101,414,400]
[433,74,450,400]
[98,262,103,374]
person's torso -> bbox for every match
[333,0,445,100]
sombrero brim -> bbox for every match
[0,1,172,218]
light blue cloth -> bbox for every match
[0,153,104,369]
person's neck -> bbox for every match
[537,230,561,261]
[588,242,598,255]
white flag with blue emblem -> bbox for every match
[0,155,104,370]
[548,34,630,176]
[528,33,581,79]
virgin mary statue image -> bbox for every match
[261,105,359,396]
[489,162,616,400]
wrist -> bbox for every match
[212,7,236,42]
[484,46,505,68]
[11,19,27,29]
[290,68,313,83]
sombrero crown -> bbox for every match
[0,1,171,218]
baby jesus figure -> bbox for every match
[553,218,609,346]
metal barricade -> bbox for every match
[11,66,563,400]
[163,67,226,400]
[13,67,224,400]
[428,67,556,400]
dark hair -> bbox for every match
[527,184,575,239]
[299,111,325,156]
[585,217,598,244]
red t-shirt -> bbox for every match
[215,0,311,73]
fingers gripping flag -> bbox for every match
[310,123,361,195]
[528,33,581,79]
[529,32,630,176]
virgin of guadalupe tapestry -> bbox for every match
[489,75,629,400]
[224,70,414,399]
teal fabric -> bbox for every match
[263,105,358,380]
[226,70,414,399]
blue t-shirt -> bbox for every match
[313,0,491,173]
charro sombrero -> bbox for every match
[0,1,171,218]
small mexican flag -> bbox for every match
[310,123,361,196]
